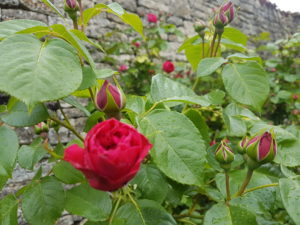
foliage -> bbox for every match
[0,1,299,225]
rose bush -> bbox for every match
[64,119,152,191]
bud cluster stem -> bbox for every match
[210,32,218,57]
[225,171,231,202]
[234,169,254,197]
[213,33,223,57]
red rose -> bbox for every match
[163,61,175,73]
[64,119,152,191]
[147,13,158,23]
[132,41,141,48]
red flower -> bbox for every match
[147,13,158,23]
[163,61,175,73]
[64,119,152,191]
[209,140,216,146]
[119,64,128,72]
[292,94,298,100]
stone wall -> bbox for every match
[0,1,299,224]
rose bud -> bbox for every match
[209,140,216,146]
[34,122,49,135]
[64,119,152,191]
[237,137,248,154]
[163,61,175,73]
[96,80,126,118]
[119,64,128,72]
[64,0,79,21]
[132,41,141,48]
[222,1,235,23]
[246,131,277,164]
[65,0,77,9]
[147,13,158,23]
[292,94,298,100]
[215,140,234,165]
[213,10,229,28]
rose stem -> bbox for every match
[210,32,217,57]
[234,169,254,197]
[108,194,122,225]
[127,189,146,225]
[213,33,222,57]
[225,171,231,202]
[243,183,279,195]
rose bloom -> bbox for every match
[147,13,158,23]
[132,41,141,48]
[163,61,175,73]
[119,64,128,72]
[64,119,152,191]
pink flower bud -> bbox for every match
[163,61,175,73]
[119,64,128,72]
[96,80,126,115]
[292,94,298,100]
[213,1,235,28]
[34,122,49,135]
[246,131,277,164]
[132,42,141,48]
[237,137,248,154]
[147,13,158,23]
[66,0,77,9]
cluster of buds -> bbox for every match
[95,80,126,120]
[34,122,49,135]
[213,1,235,34]
[215,131,277,170]
[64,0,79,21]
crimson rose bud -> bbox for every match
[163,61,175,73]
[64,119,152,191]
[215,140,234,165]
[96,80,126,115]
[133,42,141,48]
[119,64,128,72]
[246,131,277,164]
[147,13,158,23]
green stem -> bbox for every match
[225,171,231,201]
[89,87,96,105]
[49,116,84,142]
[108,195,122,225]
[140,102,158,118]
[234,169,254,197]
[213,33,222,57]
[174,214,204,219]
[72,18,78,30]
[201,37,205,58]
[243,183,278,195]
[210,32,217,57]
[127,190,146,225]
[58,101,71,126]
[77,0,85,32]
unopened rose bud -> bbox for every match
[96,80,126,118]
[246,131,277,164]
[34,122,49,135]
[237,137,248,154]
[222,1,235,23]
[194,21,206,38]
[65,0,77,9]
[292,94,298,100]
[213,1,235,32]
[64,0,79,21]
[147,13,158,23]
[132,41,141,48]
[119,64,128,72]
[215,140,234,166]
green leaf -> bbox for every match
[223,27,248,46]
[22,177,65,225]
[275,140,300,167]
[18,139,47,170]
[279,178,300,225]
[0,34,82,107]
[84,111,105,132]
[125,95,146,115]
[71,29,105,52]
[184,43,210,70]
[151,74,217,107]
[1,101,49,127]
[0,19,47,39]
[41,0,65,18]
[51,24,96,69]
[0,126,19,189]
[223,103,259,137]
[63,96,91,117]
[227,53,262,64]
[204,203,258,225]
[53,161,85,184]
[177,35,199,52]
[95,69,118,79]
[116,199,176,225]
[131,164,169,204]
[139,110,207,186]
[184,109,210,145]
[65,184,112,221]
[221,38,247,52]
[78,66,97,91]
[221,62,269,111]
[0,194,18,225]
[197,57,227,77]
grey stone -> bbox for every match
[1,8,48,23]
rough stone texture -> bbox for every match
[0,0,300,224]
